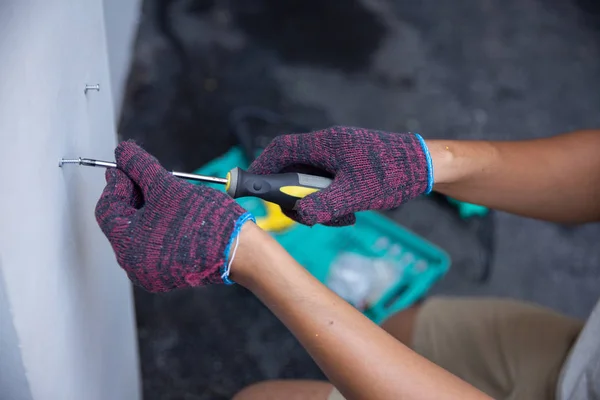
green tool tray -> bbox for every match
[193,147,451,324]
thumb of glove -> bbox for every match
[293,180,357,226]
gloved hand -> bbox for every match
[248,126,433,226]
[95,141,254,293]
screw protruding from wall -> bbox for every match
[84,84,100,93]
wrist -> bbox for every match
[424,139,499,189]
[221,212,255,285]
[424,140,458,185]
[228,222,271,288]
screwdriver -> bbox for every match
[59,157,332,209]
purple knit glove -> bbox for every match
[248,126,433,226]
[95,141,254,293]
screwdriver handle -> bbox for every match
[226,167,332,209]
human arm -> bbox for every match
[426,129,600,223]
[231,222,490,400]
[250,126,600,224]
[96,142,489,399]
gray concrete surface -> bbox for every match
[119,0,600,398]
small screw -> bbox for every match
[84,84,100,93]
[59,158,82,167]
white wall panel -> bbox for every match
[0,1,141,399]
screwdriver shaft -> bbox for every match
[59,157,228,185]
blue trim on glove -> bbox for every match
[415,133,434,194]
[221,212,256,285]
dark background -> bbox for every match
[118,1,600,398]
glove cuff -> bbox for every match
[221,212,256,285]
[414,133,434,194]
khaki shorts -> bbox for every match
[329,297,583,400]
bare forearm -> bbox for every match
[232,224,489,400]
[427,130,600,223]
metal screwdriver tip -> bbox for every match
[57,157,228,185]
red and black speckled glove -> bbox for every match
[248,126,433,226]
[95,141,254,293]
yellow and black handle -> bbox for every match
[225,167,332,210]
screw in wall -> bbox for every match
[84,84,100,93]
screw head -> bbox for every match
[84,84,100,93]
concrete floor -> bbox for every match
[119,1,600,398]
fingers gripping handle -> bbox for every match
[226,167,332,209]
